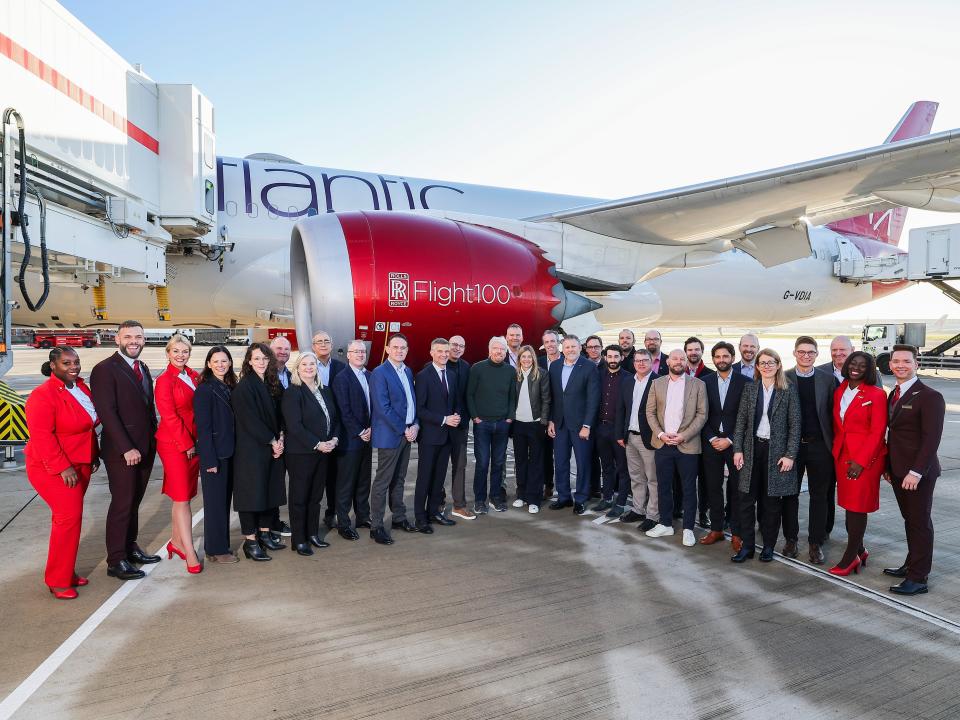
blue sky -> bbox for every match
[59,0,960,318]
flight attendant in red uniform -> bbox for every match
[155,334,202,573]
[829,351,887,576]
[25,347,100,599]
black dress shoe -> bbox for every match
[731,548,755,563]
[638,518,657,532]
[308,534,331,548]
[242,538,271,561]
[274,520,292,537]
[294,542,314,556]
[573,503,586,515]
[549,499,573,510]
[323,515,336,530]
[883,564,908,578]
[371,527,394,545]
[356,519,372,529]
[258,530,286,551]
[431,513,456,526]
[759,546,774,562]
[127,548,161,564]
[338,527,360,541]
[392,520,418,533]
[698,512,709,528]
[620,510,644,523]
[890,579,928,595]
[107,559,146,580]
[416,523,434,534]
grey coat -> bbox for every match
[732,381,801,496]
[785,368,835,447]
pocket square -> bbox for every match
[902,404,913,409]
[861,400,872,406]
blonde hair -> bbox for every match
[290,351,321,387]
[165,333,192,353]
[755,348,788,390]
[516,345,541,381]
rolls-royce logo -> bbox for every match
[388,273,409,307]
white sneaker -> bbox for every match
[512,499,525,508]
[528,504,540,514]
[683,529,696,547]
[645,523,675,538]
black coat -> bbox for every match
[232,373,286,512]
[193,379,235,471]
[281,383,341,454]
[415,365,460,445]
[615,373,655,449]
[700,371,751,445]
[331,366,371,452]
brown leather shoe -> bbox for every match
[206,553,239,564]
[731,535,743,554]
[699,530,725,545]
[781,540,799,559]
[808,543,825,565]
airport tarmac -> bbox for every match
[1,344,958,719]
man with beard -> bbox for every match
[683,336,714,525]
[91,320,160,580]
[644,330,669,377]
[445,335,475,519]
[618,329,636,368]
[732,334,759,379]
[645,350,707,547]
[592,345,631,517]
[699,341,751,549]
[684,337,715,379]
[505,324,524,369]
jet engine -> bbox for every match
[290,212,599,366]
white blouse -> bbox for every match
[839,385,859,421]
[66,384,98,423]
[178,371,196,391]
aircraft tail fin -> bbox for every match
[826,100,939,246]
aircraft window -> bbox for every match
[864,326,886,341]
[226,200,237,217]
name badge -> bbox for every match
[901,404,913,409]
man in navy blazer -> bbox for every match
[700,341,751,547]
[331,339,374,540]
[312,330,348,529]
[368,333,419,544]
[548,335,600,513]
[414,338,462,532]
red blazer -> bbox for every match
[25,376,99,473]
[155,364,200,451]
[832,380,887,469]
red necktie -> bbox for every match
[133,360,143,383]
[891,385,901,405]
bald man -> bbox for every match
[732,334,759,379]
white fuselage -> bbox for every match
[14,156,885,330]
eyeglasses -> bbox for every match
[347,349,366,355]
[795,350,818,356]
[586,344,601,350]
[449,343,465,348]
[756,361,779,368]
[313,339,331,345]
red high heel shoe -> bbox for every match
[71,574,89,587]
[49,587,78,600]
[187,562,202,574]
[859,548,869,568]
[828,555,861,576]
[166,541,186,560]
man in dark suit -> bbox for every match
[445,335,474,520]
[593,345,630,517]
[884,345,945,595]
[618,329,636,369]
[368,333,419,545]
[331,339,373,540]
[312,330,347,529]
[683,336,715,525]
[700,341,750,548]
[615,348,658,531]
[538,329,562,501]
[90,320,159,580]
[785,336,835,564]
[548,335,600,514]
[268,335,294,538]
[414,338,461,532]
[643,329,670,377]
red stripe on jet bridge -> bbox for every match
[0,30,160,155]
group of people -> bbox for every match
[24,319,945,601]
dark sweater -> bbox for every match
[466,359,517,421]
[796,374,822,440]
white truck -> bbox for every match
[862,322,960,373]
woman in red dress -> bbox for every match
[155,334,202,573]
[25,347,100,599]
[829,351,887,576]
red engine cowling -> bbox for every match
[290,212,595,367]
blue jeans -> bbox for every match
[472,419,510,503]
[655,445,698,530]
[553,424,593,504]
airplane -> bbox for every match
[16,100,960,366]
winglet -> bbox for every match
[827,101,939,245]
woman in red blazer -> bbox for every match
[25,347,100,599]
[830,351,887,576]
[155,334,202,573]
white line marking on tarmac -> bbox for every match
[0,508,205,720]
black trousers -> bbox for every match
[738,438,789,549]
[200,458,233,556]
[542,435,554,494]
[795,437,834,545]
[415,441,451,525]
[825,475,838,535]
[239,509,275,536]
[336,445,372,529]
[512,421,545,504]
[323,453,339,523]
[595,421,629,505]
[285,452,328,546]
[104,453,155,565]
[702,441,739,534]
[892,473,937,582]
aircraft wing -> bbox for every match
[527,128,960,250]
